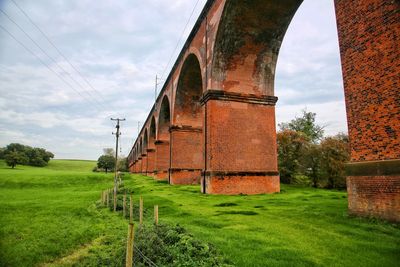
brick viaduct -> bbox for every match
[128,0,399,222]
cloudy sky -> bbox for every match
[0,0,347,160]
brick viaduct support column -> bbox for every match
[137,157,142,174]
[170,54,204,185]
[154,140,169,180]
[201,91,279,194]
[170,126,203,185]
[146,149,155,177]
[141,154,147,175]
[335,0,400,222]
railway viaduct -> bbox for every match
[128,0,399,222]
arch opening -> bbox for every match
[174,54,203,127]
[143,129,148,154]
[158,96,171,140]
[149,116,156,149]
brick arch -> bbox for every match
[173,53,204,127]
[157,95,171,140]
[154,95,171,181]
[143,129,148,154]
[211,0,302,96]
[139,138,142,156]
[149,116,156,149]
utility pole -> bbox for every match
[111,117,125,212]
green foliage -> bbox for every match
[135,223,231,267]
[4,150,28,168]
[0,147,5,159]
[279,109,324,143]
[97,155,115,173]
[277,129,309,184]
[277,110,349,189]
[319,135,350,189]
[117,157,128,172]
[1,143,54,168]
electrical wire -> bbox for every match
[0,8,106,111]
[10,0,108,104]
[160,0,201,80]
[0,24,103,113]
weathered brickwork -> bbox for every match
[347,175,400,222]
[141,155,147,174]
[125,0,399,221]
[335,0,400,221]
[170,170,202,185]
[146,149,156,176]
[205,98,277,172]
[203,173,279,195]
[170,128,203,184]
[335,0,400,162]
[154,141,169,181]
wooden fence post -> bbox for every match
[125,223,134,267]
[154,205,158,225]
[139,196,143,226]
[123,192,126,217]
[106,190,110,207]
[113,186,117,212]
[129,194,133,223]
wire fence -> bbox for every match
[100,182,159,267]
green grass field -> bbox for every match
[0,160,399,266]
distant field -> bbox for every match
[0,160,399,266]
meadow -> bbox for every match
[0,160,399,266]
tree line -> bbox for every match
[0,143,54,168]
[277,110,349,189]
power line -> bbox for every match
[160,0,201,80]
[0,8,106,111]
[0,24,102,113]
[9,0,107,104]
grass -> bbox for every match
[0,160,126,266]
[0,160,399,266]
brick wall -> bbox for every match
[335,0,400,162]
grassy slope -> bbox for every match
[0,160,126,267]
[0,160,399,266]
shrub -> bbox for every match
[135,223,232,267]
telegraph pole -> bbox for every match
[111,118,125,212]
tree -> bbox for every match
[97,155,115,173]
[277,129,310,184]
[25,147,54,167]
[279,109,324,143]
[103,148,115,157]
[0,147,5,159]
[2,143,54,167]
[4,150,28,168]
[117,156,129,172]
[319,134,350,189]
[303,143,323,188]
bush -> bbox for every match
[135,223,232,267]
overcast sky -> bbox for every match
[0,0,347,160]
